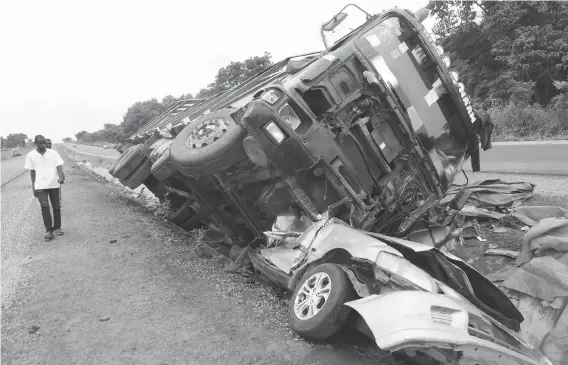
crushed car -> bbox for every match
[108,4,553,364]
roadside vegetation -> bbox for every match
[429,1,568,140]
[72,53,273,145]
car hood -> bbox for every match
[345,292,551,365]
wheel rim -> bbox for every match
[294,272,332,320]
[186,118,230,149]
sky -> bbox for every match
[0,0,429,142]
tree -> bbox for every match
[120,99,163,136]
[179,93,194,100]
[63,137,73,142]
[3,133,28,148]
[72,53,273,141]
[161,95,177,108]
[428,1,568,106]
[196,52,273,98]
[102,123,125,143]
[75,131,88,141]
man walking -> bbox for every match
[24,135,66,241]
[45,139,52,149]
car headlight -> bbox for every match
[375,251,435,292]
[261,89,282,105]
[264,121,286,144]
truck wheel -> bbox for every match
[124,160,152,190]
[114,145,146,181]
[109,145,137,177]
[169,109,247,178]
[288,263,355,341]
[151,151,175,182]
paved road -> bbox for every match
[1,155,28,187]
[464,140,568,176]
[63,143,120,159]
[64,140,568,175]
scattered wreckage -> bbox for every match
[108,4,554,364]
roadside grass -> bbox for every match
[489,99,568,141]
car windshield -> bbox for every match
[355,15,470,189]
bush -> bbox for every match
[488,99,568,141]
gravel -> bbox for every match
[1,153,380,365]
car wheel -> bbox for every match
[288,263,355,341]
[169,109,247,178]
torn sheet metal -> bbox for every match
[541,302,568,365]
[514,206,568,227]
[445,179,535,209]
[515,208,568,266]
[460,205,505,219]
[502,256,568,303]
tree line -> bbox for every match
[72,53,273,144]
[0,134,32,149]
[427,1,568,138]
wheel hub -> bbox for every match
[186,118,229,149]
[294,272,332,320]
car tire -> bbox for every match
[170,109,247,178]
[151,151,175,182]
[123,160,152,190]
[288,263,355,341]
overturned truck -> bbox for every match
[110,5,553,365]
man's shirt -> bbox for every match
[24,149,64,190]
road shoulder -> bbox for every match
[1,154,377,365]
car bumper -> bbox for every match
[345,291,552,365]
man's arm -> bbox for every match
[24,153,37,196]
[57,165,65,183]
[30,170,37,196]
[54,150,65,183]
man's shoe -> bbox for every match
[44,231,54,241]
[54,229,64,236]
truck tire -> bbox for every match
[288,263,355,341]
[141,134,164,158]
[151,151,175,182]
[109,145,137,177]
[124,160,152,190]
[114,145,146,181]
[170,109,247,178]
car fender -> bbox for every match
[306,222,403,262]
[286,221,403,291]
